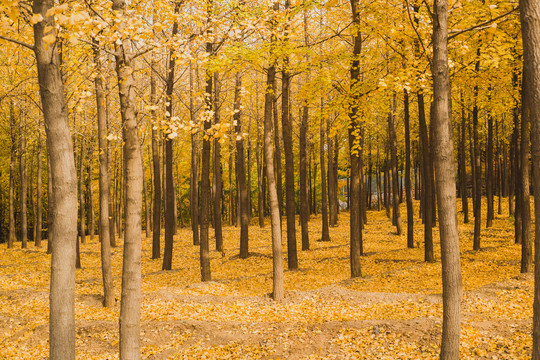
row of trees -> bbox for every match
[1,0,539,358]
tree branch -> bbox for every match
[448,7,518,40]
[0,34,35,51]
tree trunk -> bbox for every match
[163,4,180,271]
[460,100,469,223]
[264,58,284,301]
[520,0,540,355]
[20,116,28,249]
[94,44,114,307]
[8,101,16,249]
[404,90,414,248]
[300,98,310,251]
[150,62,161,259]
[389,94,402,235]
[473,56,482,251]
[36,133,43,247]
[33,0,78,356]
[79,136,86,247]
[432,1,463,357]
[199,29,213,282]
[281,23,298,268]
[213,72,223,252]
[349,0,363,278]
[256,87,265,228]
[521,75,532,273]
[320,115,331,242]
[189,62,200,246]
[112,0,144,357]
[235,72,250,259]
[486,101,494,228]
[142,146,151,239]
[273,84,283,218]
[88,144,96,240]
[328,126,338,226]
[418,92,434,262]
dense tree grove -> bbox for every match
[0,0,538,358]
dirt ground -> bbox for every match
[0,201,533,359]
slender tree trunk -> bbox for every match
[404,90,414,248]
[142,146,151,239]
[33,1,78,356]
[79,136,86,246]
[460,100,469,223]
[300,101,310,250]
[486,100,494,228]
[189,62,200,246]
[213,72,223,252]
[349,0,363,277]
[256,88,265,228]
[88,145,95,240]
[8,101,16,249]
[235,72,250,259]
[150,62,161,258]
[199,24,213,282]
[20,117,28,249]
[94,44,114,307]
[36,133,43,247]
[473,56,482,251]
[389,94,402,235]
[418,92,434,262]
[265,58,284,301]
[273,84,283,217]
[320,115,331,242]
[432,1,462,356]
[163,4,180,271]
[328,126,337,226]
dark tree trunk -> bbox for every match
[320,115,331,242]
[521,75,532,273]
[486,100,494,228]
[328,129,338,226]
[473,57,482,251]
[349,0,363,277]
[213,72,223,252]
[8,101,16,249]
[235,72,250,259]
[189,62,200,246]
[35,133,43,247]
[418,92,434,262]
[20,117,28,249]
[388,94,402,235]
[459,99,469,223]
[404,90,414,248]
[150,63,161,259]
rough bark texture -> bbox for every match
[349,0,363,278]
[94,44,114,308]
[432,1,462,357]
[388,94,402,235]
[418,92,434,262]
[265,62,284,301]
[404,90,414,248]
[33,0,78,357]
[150,62,161,259]
[521,0,540,356]
[112,0,144,358]
[520,76,532,273]
[235,73,250,259]
[163,4,180,271]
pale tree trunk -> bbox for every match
[112,0,143,358]
[349,0,363,277]
[520,0,540,356]
[33,0,78,357]
[94,44,114,307]
[163,2,180,271]
[235,72,250,259]
[47,156,53,255]
[8,101,16,249]
[106,88,116,248]
[432,0,462,357]
[265,60,284,301]
[273,85,283,217]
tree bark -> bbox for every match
[150,62,161,259]
[20,116,28,249]
[521,75,532,273]
[486,100,494,228]
[189,62,200,246]
[33,0,78,357]
[8,101,16,249]
[213,72,223,252]
[404,90,414,248]
[300,98,310,250]
[388,94,402,235]
[473,54,482,251]
[349,0,363,278]
[432,1,463,357]
[520,0,540,355]
[320,114,331,242]
[36,133,43,247]
[235,72,249,259]
[94,44,114,307]
[112,0,144,357]
[459,99,469,224]
[79,136,86,247]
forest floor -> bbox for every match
[0,200,533,359]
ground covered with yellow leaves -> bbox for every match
[0,200,533,359]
